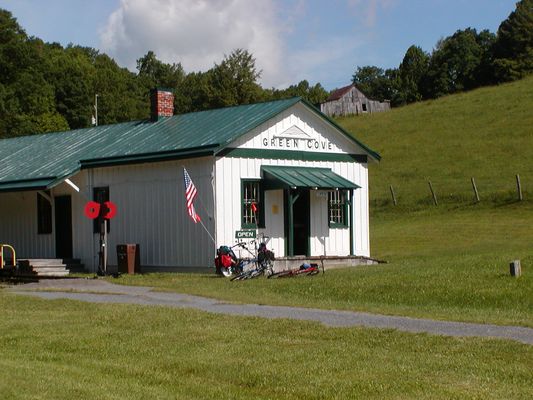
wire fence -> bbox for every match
[375,174,527,208]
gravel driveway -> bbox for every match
[6,278,533,345]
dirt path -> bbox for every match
[7,278,533,345]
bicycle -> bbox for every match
[267,262,323,278]
[215,242,245,277]
[230,236,275,281]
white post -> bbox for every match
[104,219,108,274]
[94,94,99,127]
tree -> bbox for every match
[136,50,185,89]
[352,66,394,101]
[267,80,329,105]
[493,0,533,81]
[424,28,495,98]
[0,11,68,137]
[174,71,215,113]
[210,49,263,108]
[396,45,429,104]
[44,44,95,129]
[0,9,31,84]
[95,54,148,124]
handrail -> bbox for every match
[0,244,16,269]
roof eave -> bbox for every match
[299,98,381,162]
[0,177,56,193]
[80,144,219,169]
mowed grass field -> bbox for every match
[3,77,533,398]
[113,203,533,328]
[1,292,532,399]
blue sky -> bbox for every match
[0,0,518,90]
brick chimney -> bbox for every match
[150,88,174,121]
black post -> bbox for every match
[516,174,523,201]
[96,192,107,276]
[286,189,299,257]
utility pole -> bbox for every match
[94,94,99,126]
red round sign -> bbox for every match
[84,201,117,219]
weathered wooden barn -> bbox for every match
[320,84,390,117]
[0,90,380,273]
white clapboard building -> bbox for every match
[0,89,380,272]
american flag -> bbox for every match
[183,168,201,223]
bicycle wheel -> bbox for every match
[221,268,233,278]
[231,264,256,280]
[230,271,250,281]
[262,260,274,277]
[267,270,293,278]
[248,268,264,279]
[303,268,320,276]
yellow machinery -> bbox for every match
[0,244,16,269]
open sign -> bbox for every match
[235,230,256,239]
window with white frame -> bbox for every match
[328,190,348,227]
[241,180,263,228]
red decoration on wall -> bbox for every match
[84,201,100,219]
[104,201,117,219]
[84,201,117,219]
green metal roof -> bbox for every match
[0,97,379,192]
[261,165,361,190]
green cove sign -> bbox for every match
[261,137,333,151]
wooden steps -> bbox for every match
[16,259,85,277]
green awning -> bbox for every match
[261,165,360,190]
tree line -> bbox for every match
[353,0,533,106]
[1,0,532,138]
[0,9,328,138]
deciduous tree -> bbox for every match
[397,45,429,104]
[424,28,495,98]
[352,66,395,101]
[210,49,263,108]
[493,0,533,81]
[267,80,328,105]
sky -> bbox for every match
[0,0,518,90]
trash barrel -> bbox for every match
[117,244,140,274]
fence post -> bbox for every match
[389,185,397,206]
[471,177,480,203]
[428,181,438,206]
[510,260,521,277]
[516,174,523,201]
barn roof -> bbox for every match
[326,84,355,101]
[0,97,379,192]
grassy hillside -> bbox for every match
[338,76,533,208]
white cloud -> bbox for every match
[99,0,286,87]
[347,0,396,27]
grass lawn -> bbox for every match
[1,292,532,400]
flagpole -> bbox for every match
[198,218,216,244]
[193,195,217,242]
[183,166,216,245]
